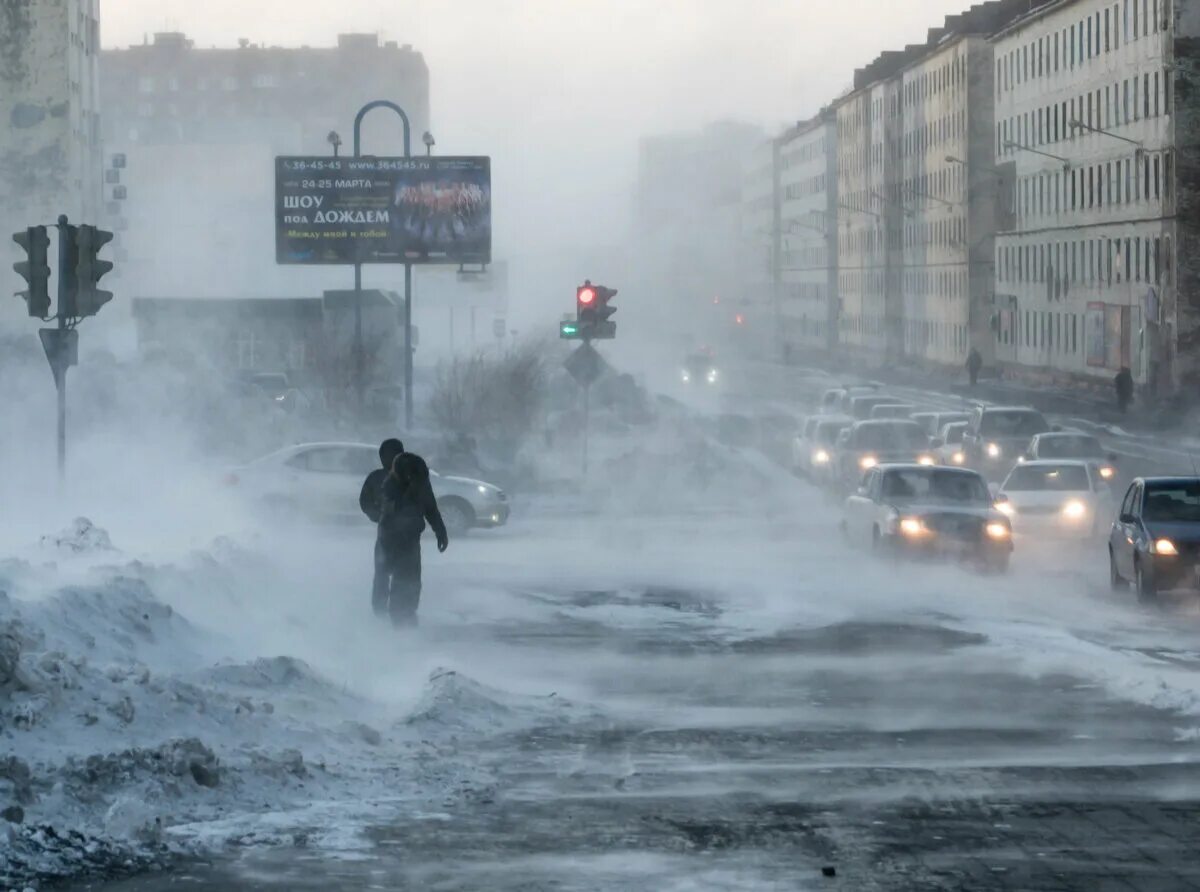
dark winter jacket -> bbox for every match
[360,453,448,544]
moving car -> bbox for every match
[819,383,880,415]
[931,421,970,466]
[1019,432,1118,482]
[792,415,853,480]
[226,442,509,533]
[848,394,904,421]
[994,460,1115,540]
[842,464,1012,571]
[832,420,936,490]
[869,403,916,420]
[961,405,1053,479]
[912,411,971,444]
[681,352,719,385]
[1109,477,1200,601]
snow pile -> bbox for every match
[403,667,594,739]
[39,517,116,555]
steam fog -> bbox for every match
[2,1,1200,889]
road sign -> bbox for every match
[564,342,605,387]
[39,328,78,378]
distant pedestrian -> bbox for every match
[966,348,983,388]
[359,439,449,626]
[1114,367,1134,414]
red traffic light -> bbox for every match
[578,287,596,306]
[734,313,745,325]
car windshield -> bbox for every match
[940,423,967,444]
[1004,464,1090,492]
[979,410,1049,437]
[1142,483,1200,522]
[852,423,927,450]
[815,422,850,445]
[1037,435,1103,458]
[881,468,989,504]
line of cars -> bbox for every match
[793,383,1142,579]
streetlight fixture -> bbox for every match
[1003,140,1070,170]
[422,131,436,156]
[1068,119,1144,155]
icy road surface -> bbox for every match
[12,467,1200,891]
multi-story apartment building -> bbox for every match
[739,136,778,339]
[99,32,430,297]
[778,111,839,353]
[899,33,1008,368]
[991,0,1198,394]
[834,54,909,360]
[1,0,103,323]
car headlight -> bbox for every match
[859,455,878,470]
[986,442,1002,458]
[1099,466,1115,479]
[813,449,830,465]
[917,455,935,466]
[951,452,966,465]
[1152,538,1179,556]
[995,500,1015,517]
[706,369,718,383]
[1061,499,1087,520]
[986,522,1011,540]
[477,485,489,495]
[681,371,691,383]
[899,517,927,537]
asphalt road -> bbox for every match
[73,449,1200,892]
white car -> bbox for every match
[792,415,853,480]
[931,421,970,466]
[994,459,1115,539]
[225,442,510,533]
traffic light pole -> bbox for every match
[352,100,414,429]
[54,215,71,479]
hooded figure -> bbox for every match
[966,348,983,387]
[360,439,448,625]
[1114,367,1134,414]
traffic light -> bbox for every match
[73,224,114,317]
[593,286,617,323]
[576,282,598,322]
[12,226,50,318]
[560,320,583,339]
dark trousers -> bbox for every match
[373,537,423,625]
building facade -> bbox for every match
[739,136,778,343]
[778,112,839,353]
[0,0,103,322]
[99,32,430,298]
[991,0,1195,393]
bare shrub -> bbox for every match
[428,339,550,443]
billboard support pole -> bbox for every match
[352,100,413,427]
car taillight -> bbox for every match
[223,473,239,486]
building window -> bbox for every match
[137,76,155,94]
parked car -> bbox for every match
[912,411,971,444]
[869,403,916,420]
[842,464,1012,572]
[832,420,936,490]
[931,421,970,466]
[1019,432,1118,482]
[792,415,853,480]
[994,460,1115,540]
[961,406,1053,479]
[1109,477,1200,601]
[225,442,510,533]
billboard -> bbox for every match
[275,156,491,265]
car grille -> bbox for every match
[1017,504,1060,516]
[495,490,508,502]
[924,513,983,539]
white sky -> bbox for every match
[101,1,970,256]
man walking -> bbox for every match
[1114,367,1134,415]
[966,347,983,388]
[360,439,449,625]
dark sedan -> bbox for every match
[842,464,1013,572]
[1109,477,1200,601]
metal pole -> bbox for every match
[354,261,364,414]
[352,100,414,427]
[582,381,590,475]
[55,215,70,480]
[449,306,455,354]
[404,263,414,429]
